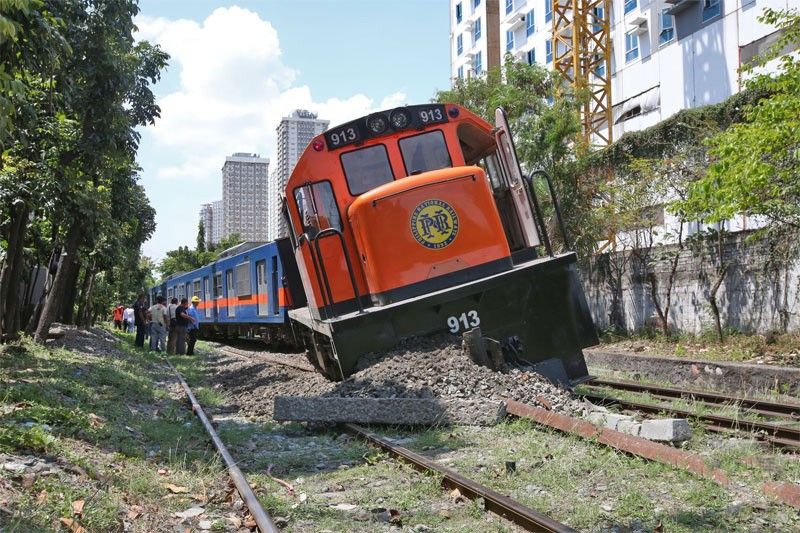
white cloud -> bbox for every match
[135,7,407,182]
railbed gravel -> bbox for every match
[208,334,587,420]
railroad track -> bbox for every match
[171,350,578,532]
[214,343,315,372]
[582,378,800,451]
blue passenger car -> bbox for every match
[149,239,305,342]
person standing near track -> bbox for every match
[174,297,196,355]
[148,296,168,352]
[166,297,179,354]
[112,304,124,330]
[133,294,147,347]
[186,296,201,355]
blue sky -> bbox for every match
[135,0,450,262]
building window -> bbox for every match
[506,30,514,50]
[594,54,605,77]
[506,0,513,15]
[702,0,721,22]
[592,6,604,33]
[474,17,481,41]
[527,48,535,65]
[473,0,480,8]
[458,65,464,79]
[546,39,552,63]
[456,2,462,23]
[625,32,639,62]
[624,0,637,14]
[660,9,674,44]
[475,50,482,74]
[457,33,463,55]
[526,10,535,36]
[545,0,552,23]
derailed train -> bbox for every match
[151,104,598,384]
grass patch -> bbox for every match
[0,330,228,531]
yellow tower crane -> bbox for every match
[552,0,613,147]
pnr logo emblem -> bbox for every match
[411,199,459,249]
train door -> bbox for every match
[203,277,211,318]
[494,108,540,248]
[226,269,236,317]
[271,256,279,315]
[256,260,268,316]
[214,272,223,318]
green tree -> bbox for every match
[196,220,206,253]
[32,0,167,342]
[677,8,800,229]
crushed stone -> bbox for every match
[208,334,586,420]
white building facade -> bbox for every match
[199,199,224,248]
[451,0,502,80]
[222,153,269,242]
[452,0,795,138]
[268,110,329,241]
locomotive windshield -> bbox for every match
[340,144,394,195]
[399,130,452,175]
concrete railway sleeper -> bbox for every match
[345,423,579,532]
[166,359,280,533]
[580,390,800,452]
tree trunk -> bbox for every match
[77,264,96,328]
[647,271,668,336]
[25,251,58,335]
[0,203,29,340]
[34,222,83,343]
[59,259,82,325]
[708,265,729,343]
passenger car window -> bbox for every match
[340,144,394,195]
[399,130,452,175]
[294,181,342,238]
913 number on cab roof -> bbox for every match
[324,104,449,150]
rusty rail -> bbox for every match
[345,423,578,532]
[588,377,800,419]
[166,360,279,533]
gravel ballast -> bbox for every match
[209,335,587,420]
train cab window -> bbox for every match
[456,122,497,165]
[399,130,452,175]
[340,144,394,195]
[294,181,342,238]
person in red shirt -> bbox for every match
[112,305,124,330]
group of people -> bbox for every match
[112,304,136,333]
[124,294,201,355]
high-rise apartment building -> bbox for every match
[268,110,329,240]
[452,0,793,141]
[199,199,224,247]
[451,0,502,80]
[222,153,269,242]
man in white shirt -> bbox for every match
[147,296,168,353]
[122,307,135,333]
[166,297,179,354]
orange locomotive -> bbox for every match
[283,103,597,382]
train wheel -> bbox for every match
[303,330,342,381]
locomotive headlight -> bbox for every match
[390,109,411,130]
[366,113,388,134]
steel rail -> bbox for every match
[166,360,279,533]
[217,345,315,372]
[345,423,578,533]
[580,391,800,451]
[588,377,800,419]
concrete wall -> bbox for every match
[580,231,800,335]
